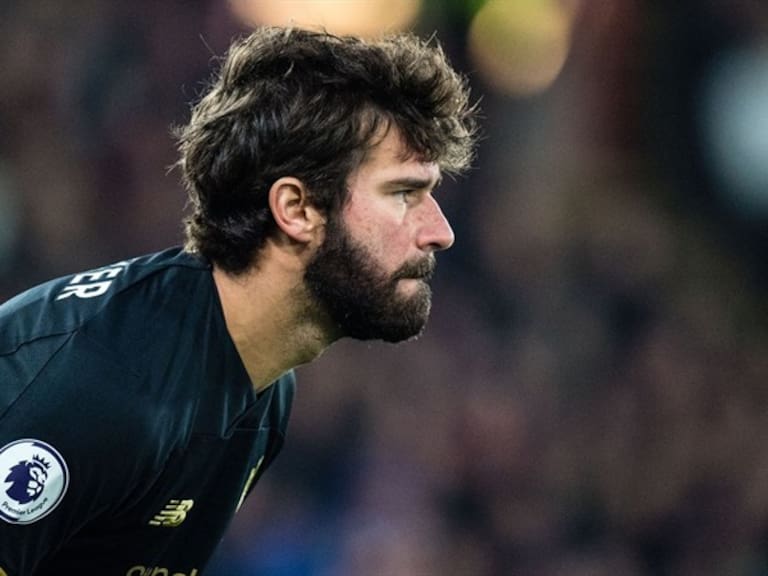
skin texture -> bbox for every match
[213,125,454,392]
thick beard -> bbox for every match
[304,217,436,343]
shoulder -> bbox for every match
[0,247,212,354]
[0,248,221,378]
[0,267,210,461]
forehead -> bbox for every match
[350,126,440,186]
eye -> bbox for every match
[396,189,417,204]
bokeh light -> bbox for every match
[701,44,768,219]
[468,0,577,95]
[229,0,422,36]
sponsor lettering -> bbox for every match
[126,566,198,576]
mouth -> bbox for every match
[393,257,436,283]
[399,276,428,284]
[395,270,435,298]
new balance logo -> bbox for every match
[148,499,194,527]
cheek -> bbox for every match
[378,225,410,256]
[366,220,413,272]
[345,205,409,266]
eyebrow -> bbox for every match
[384,175,443,190]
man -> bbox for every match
[0,26,477,575]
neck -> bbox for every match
[212,257,339,393]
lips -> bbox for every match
[393,257,436,282]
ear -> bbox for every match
[268,177,326,244]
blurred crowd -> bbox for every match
[1,1,767,575]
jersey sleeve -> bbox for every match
[0,332,167,575]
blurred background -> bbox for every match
[2,0,768,574]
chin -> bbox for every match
[396,277,428,296]
[343,302,431,343]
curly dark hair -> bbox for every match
[176,26,478,274]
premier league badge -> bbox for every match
[0,439,69,524]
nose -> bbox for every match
[417,195,455,252]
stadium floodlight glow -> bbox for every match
[230,0,422,36]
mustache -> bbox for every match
[391,256,436,281]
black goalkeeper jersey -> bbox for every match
[0,247,295,576]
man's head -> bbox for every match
[177,26,477,273]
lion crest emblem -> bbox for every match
[0,439,69,524]
[5,455,50,504]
